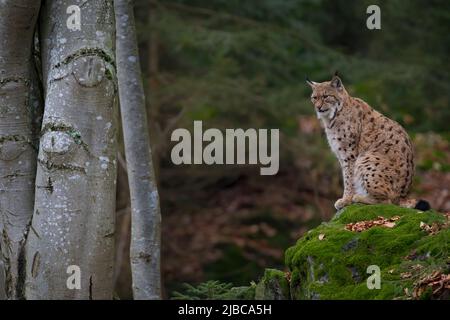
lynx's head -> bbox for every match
[306,73,349,121]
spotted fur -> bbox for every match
[307,74,427,210]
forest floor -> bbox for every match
[161,169,336,295]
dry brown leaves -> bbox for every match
[285,271,292,283]
[400,272,412,279]
[420,213,450,235]
[345,216,400,232]
[419,221,441,235]
[412,271,450,299]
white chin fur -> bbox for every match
[316,108,332,120]
[317,103,340,121]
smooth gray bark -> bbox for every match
[0,0,41,299]
[115,0,162,299]
[24,0,118,299]
[0,260,5,299]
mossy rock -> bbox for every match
[285,204,449,300]
[255,269,290,300]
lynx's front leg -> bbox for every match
[335,162,355,210]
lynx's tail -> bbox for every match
[399,198,431,211]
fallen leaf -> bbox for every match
[411,264,424,271]
[384,222,396,228]
[345,216,400,232]
[404,287,410,296]
[401,272,412,279]
[412,271,450,299]
[420,220,447,235]
[284,271,291,283]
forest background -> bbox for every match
[113,0,450,298]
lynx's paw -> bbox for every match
[352,194,392,205]
[334,197,352,210]
[352,194,376,205]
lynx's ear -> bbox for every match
[306,76,317,88]
[330,74,343,90]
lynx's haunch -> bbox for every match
[307,73,430,211]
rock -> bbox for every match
[255,269,290,300]
[342,238,358,252]
[285,204,450,300]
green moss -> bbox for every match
[255,268,290,299]
[285,204,449,300]
[0,134,30,144]
[335,203,423,223]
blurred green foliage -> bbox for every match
[137,0,449,135]
[172,280,255,299]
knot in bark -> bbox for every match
[41,131,75,164]
[72,56,106,87]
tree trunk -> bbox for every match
[0,0,41,299]
[147,9,162,179]
[115,0,162,300]
[0,260,5,299]
[24,0,118,299]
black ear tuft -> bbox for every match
[330,75,342,89]
[306,76,316,87]
[414,200,431,211]
[334,70,339,77]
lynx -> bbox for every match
[307,73,429,211]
